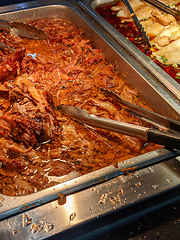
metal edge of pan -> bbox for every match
[0,0,179,220]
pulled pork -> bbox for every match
[0,18,160,196]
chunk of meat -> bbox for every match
[151,24,180,62]
[0,49,25,82]
[129,0,146,12]
[0,83,9,98]
[0,114,13,137]
[116,0,146,19]
[152,24,180,47]
[89,98,118,115]
[151,9,176,26]
[119,84,138,103]
[14,179,34,195]
[141,20,165,37]
[152,38,180,64]
[136,6,153,20]
[48,160,73,176]
[0,155,28,173]
[0,75,58,147]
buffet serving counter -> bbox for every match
[0,0,180,239]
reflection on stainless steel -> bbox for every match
[78,0,180,99]
[58,105,180,150]
[100,88,180,133]
[0,18,49,39]
[0,157,180,240]
[0,1,180,239]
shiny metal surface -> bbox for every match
[78,0,180,100]
[58,105,180,150]
[1,147,179,220]
[58,105,149,139]
[0,1,180,239]
[101,88,180,133]
[0,18,48,39]
[0,157,180,240]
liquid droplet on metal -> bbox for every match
[22,213,32,228]
[44,222,54,232]
[152,184,158,189]
[69,212,76,222]
[166,178,172,183]
[57,193,66,205]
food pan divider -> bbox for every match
[78,0,180,100]
[0,1,180,220]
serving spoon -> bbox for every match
[0,19,48,40]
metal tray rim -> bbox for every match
[0,1,179,221]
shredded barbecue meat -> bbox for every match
[0,18,160,196]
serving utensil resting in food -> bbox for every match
[122,0,180,47]
[57,89,180,150]
[100,88,180,134]
[0,19,48,40]
[122,0,151,47]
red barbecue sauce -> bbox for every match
[96,4,180,84]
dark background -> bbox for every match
[0,0,30,6]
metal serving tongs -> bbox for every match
[100,88,180,134]
[122,0,151,47]
[0,19,48,40]
[57,89,180,150]
[143,0,180,21]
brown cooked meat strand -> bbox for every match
[0,18,160,196]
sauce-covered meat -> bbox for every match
[96,0,180,83]
[0,18,160,196]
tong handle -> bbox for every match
[89,113,180,150]
[100,88,180,134]
[58,105,180,150]
[148,129,180,150]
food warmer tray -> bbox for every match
[78,0,180,100]
[0,0,180,239]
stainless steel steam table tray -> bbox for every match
[78,0,180,100]
[0,0,180,239]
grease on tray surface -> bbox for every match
[0,18,160,196]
